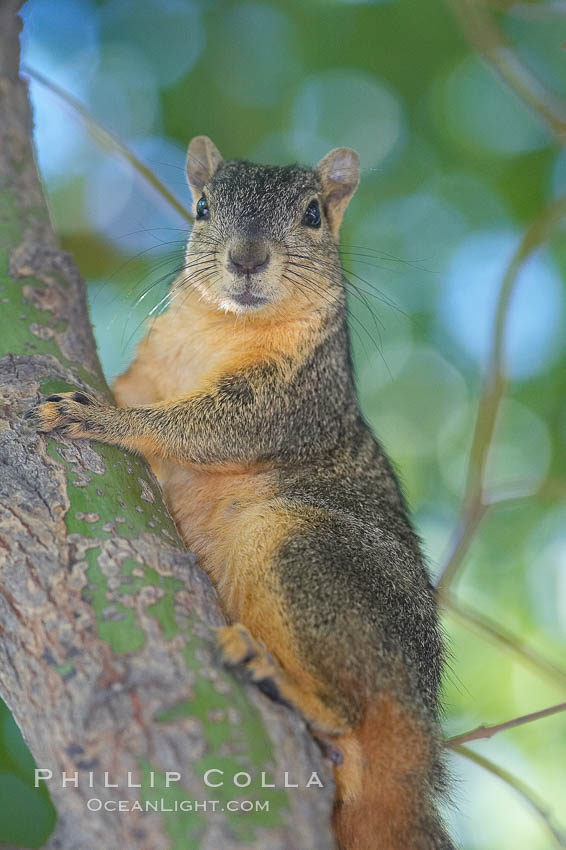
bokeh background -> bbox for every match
[1,0,565,847]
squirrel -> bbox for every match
[27,136,455,850]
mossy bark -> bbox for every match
[0,4,334,848]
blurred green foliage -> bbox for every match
[1,0,565,847]
[0,700,56,847]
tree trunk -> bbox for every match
[0,4,334,848]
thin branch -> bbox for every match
[447,701,566,746]
[443,595,566,690]
[436,195,566,592]
[22,65,194,225]
[448,0,566,141]
[453,745,566,847]
[435,502,490,591]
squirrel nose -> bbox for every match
[228,244,270,276]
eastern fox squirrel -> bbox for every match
[28,136,455,850]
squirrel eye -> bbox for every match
[196,195,210,220]
[302,199,321,228]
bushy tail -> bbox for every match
[332,693,454,850]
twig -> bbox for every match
[452,745,566,847]
[447,701,566,746]
[436,195,566,592]
[443,596,566,690]
[22,65,194,226]
[435,503,489,591]
[448,0,566,142]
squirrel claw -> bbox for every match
[217,623,260,667]
[314,736,344,765]
[24,390,103,437]
[45,390,97,406]
[217,623,293,708]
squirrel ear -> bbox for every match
[316,147,360,235]
[186,136,223,203]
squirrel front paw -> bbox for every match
[24,391,106,439]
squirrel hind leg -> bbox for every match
[217,622,348,739]
[217,623,292,707]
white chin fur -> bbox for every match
[217,296,267,315]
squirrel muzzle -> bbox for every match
[223,236,274,309]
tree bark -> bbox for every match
[0,4,334,848]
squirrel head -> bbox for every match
[183,135,359,318]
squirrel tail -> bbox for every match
[332,693,454,850]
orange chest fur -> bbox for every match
[128,296,312,403]
[158,462,282,620]
[114,296,316,618]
